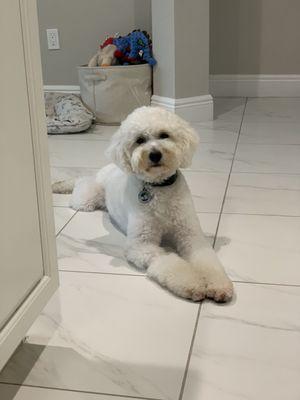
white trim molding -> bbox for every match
[151,94,213,122]
[210,75,300,97]
[44,85,80,94]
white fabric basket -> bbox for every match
[78,64,152,124]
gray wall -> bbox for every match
[39,0,300,86]
[174,0,209,97]
[210,0,300,75]
[37,0,151,85]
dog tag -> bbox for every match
[138,186,153,204]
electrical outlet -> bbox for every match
[46,28,60,50]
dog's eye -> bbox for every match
[159,132,169,139]
[135,136,147,145]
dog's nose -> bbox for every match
[149,150,162,163]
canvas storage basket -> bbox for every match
[78,64,152,124]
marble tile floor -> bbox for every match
[1,97,300,400]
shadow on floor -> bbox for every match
[0,342,199,400]
[0,343,45,400]
[213,97,246,120]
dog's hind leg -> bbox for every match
[70,176,106,212]
[52,179,75,194]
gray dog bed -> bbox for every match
[45,92,94,134]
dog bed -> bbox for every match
[45,92,94,134]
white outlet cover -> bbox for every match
[46,28,60,50]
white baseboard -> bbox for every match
[151,94,213,122]
[44,87,214,120]
[210,75,300,97]
[44,85,80,94]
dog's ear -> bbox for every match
[179,122,199,168]
[106,128,133,173]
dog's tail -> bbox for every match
[52,179,75,194]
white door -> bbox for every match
[0,0,58,370]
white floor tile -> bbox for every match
[56,210,219,275]
[56,210,136,275]
[193,125,239,144]
[198,213,220,244]
[48,124,118,142]
[215,213,300,284]
[0,272,199,400]
[52,193,72,207]
[0,384,139,400]
[244,97,300,122]
[183,171,228,213]
[183,283,300,400]
[53,208,76,235]
[192,98,246,137]
[49,139,110,168]
[189,143,235,173]
[224,173,300,216]
[240,121,300,145]
[233,144,300,174]
[35,97,300,399]
[51,167,99,182]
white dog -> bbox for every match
[53,107,233,302]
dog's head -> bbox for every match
[107,106,199,183]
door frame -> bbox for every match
[0,0,58,370]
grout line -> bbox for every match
[51,165,105,169]
[49,137,112,143]
[227,171,300,176]
[55,210,78,237]
[245,96,300,99]
[49,138,111,144]
[51,166,100,171]
[178,304,202,400]
[59,270,300,289]
[232,280,300,288]
[51,137,243,145]
[59,269,145,277]
[53,206,219,215]
[50,166,300,176]
[213,98,248,248]
[58,269,300,289]
[222,212,300,218]
[233,143,300,147]
[0,382,162,400]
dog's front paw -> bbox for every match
[147,255,207,302]
[177,280,207,302]
[206,278,234,303]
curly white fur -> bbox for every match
[53,106,233,302]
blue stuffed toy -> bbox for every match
[114,30,156,66]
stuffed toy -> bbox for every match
[88,37,117,67]
[88,30,156,67]
[114,30,156,65]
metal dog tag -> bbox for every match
[138,186,153,204]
